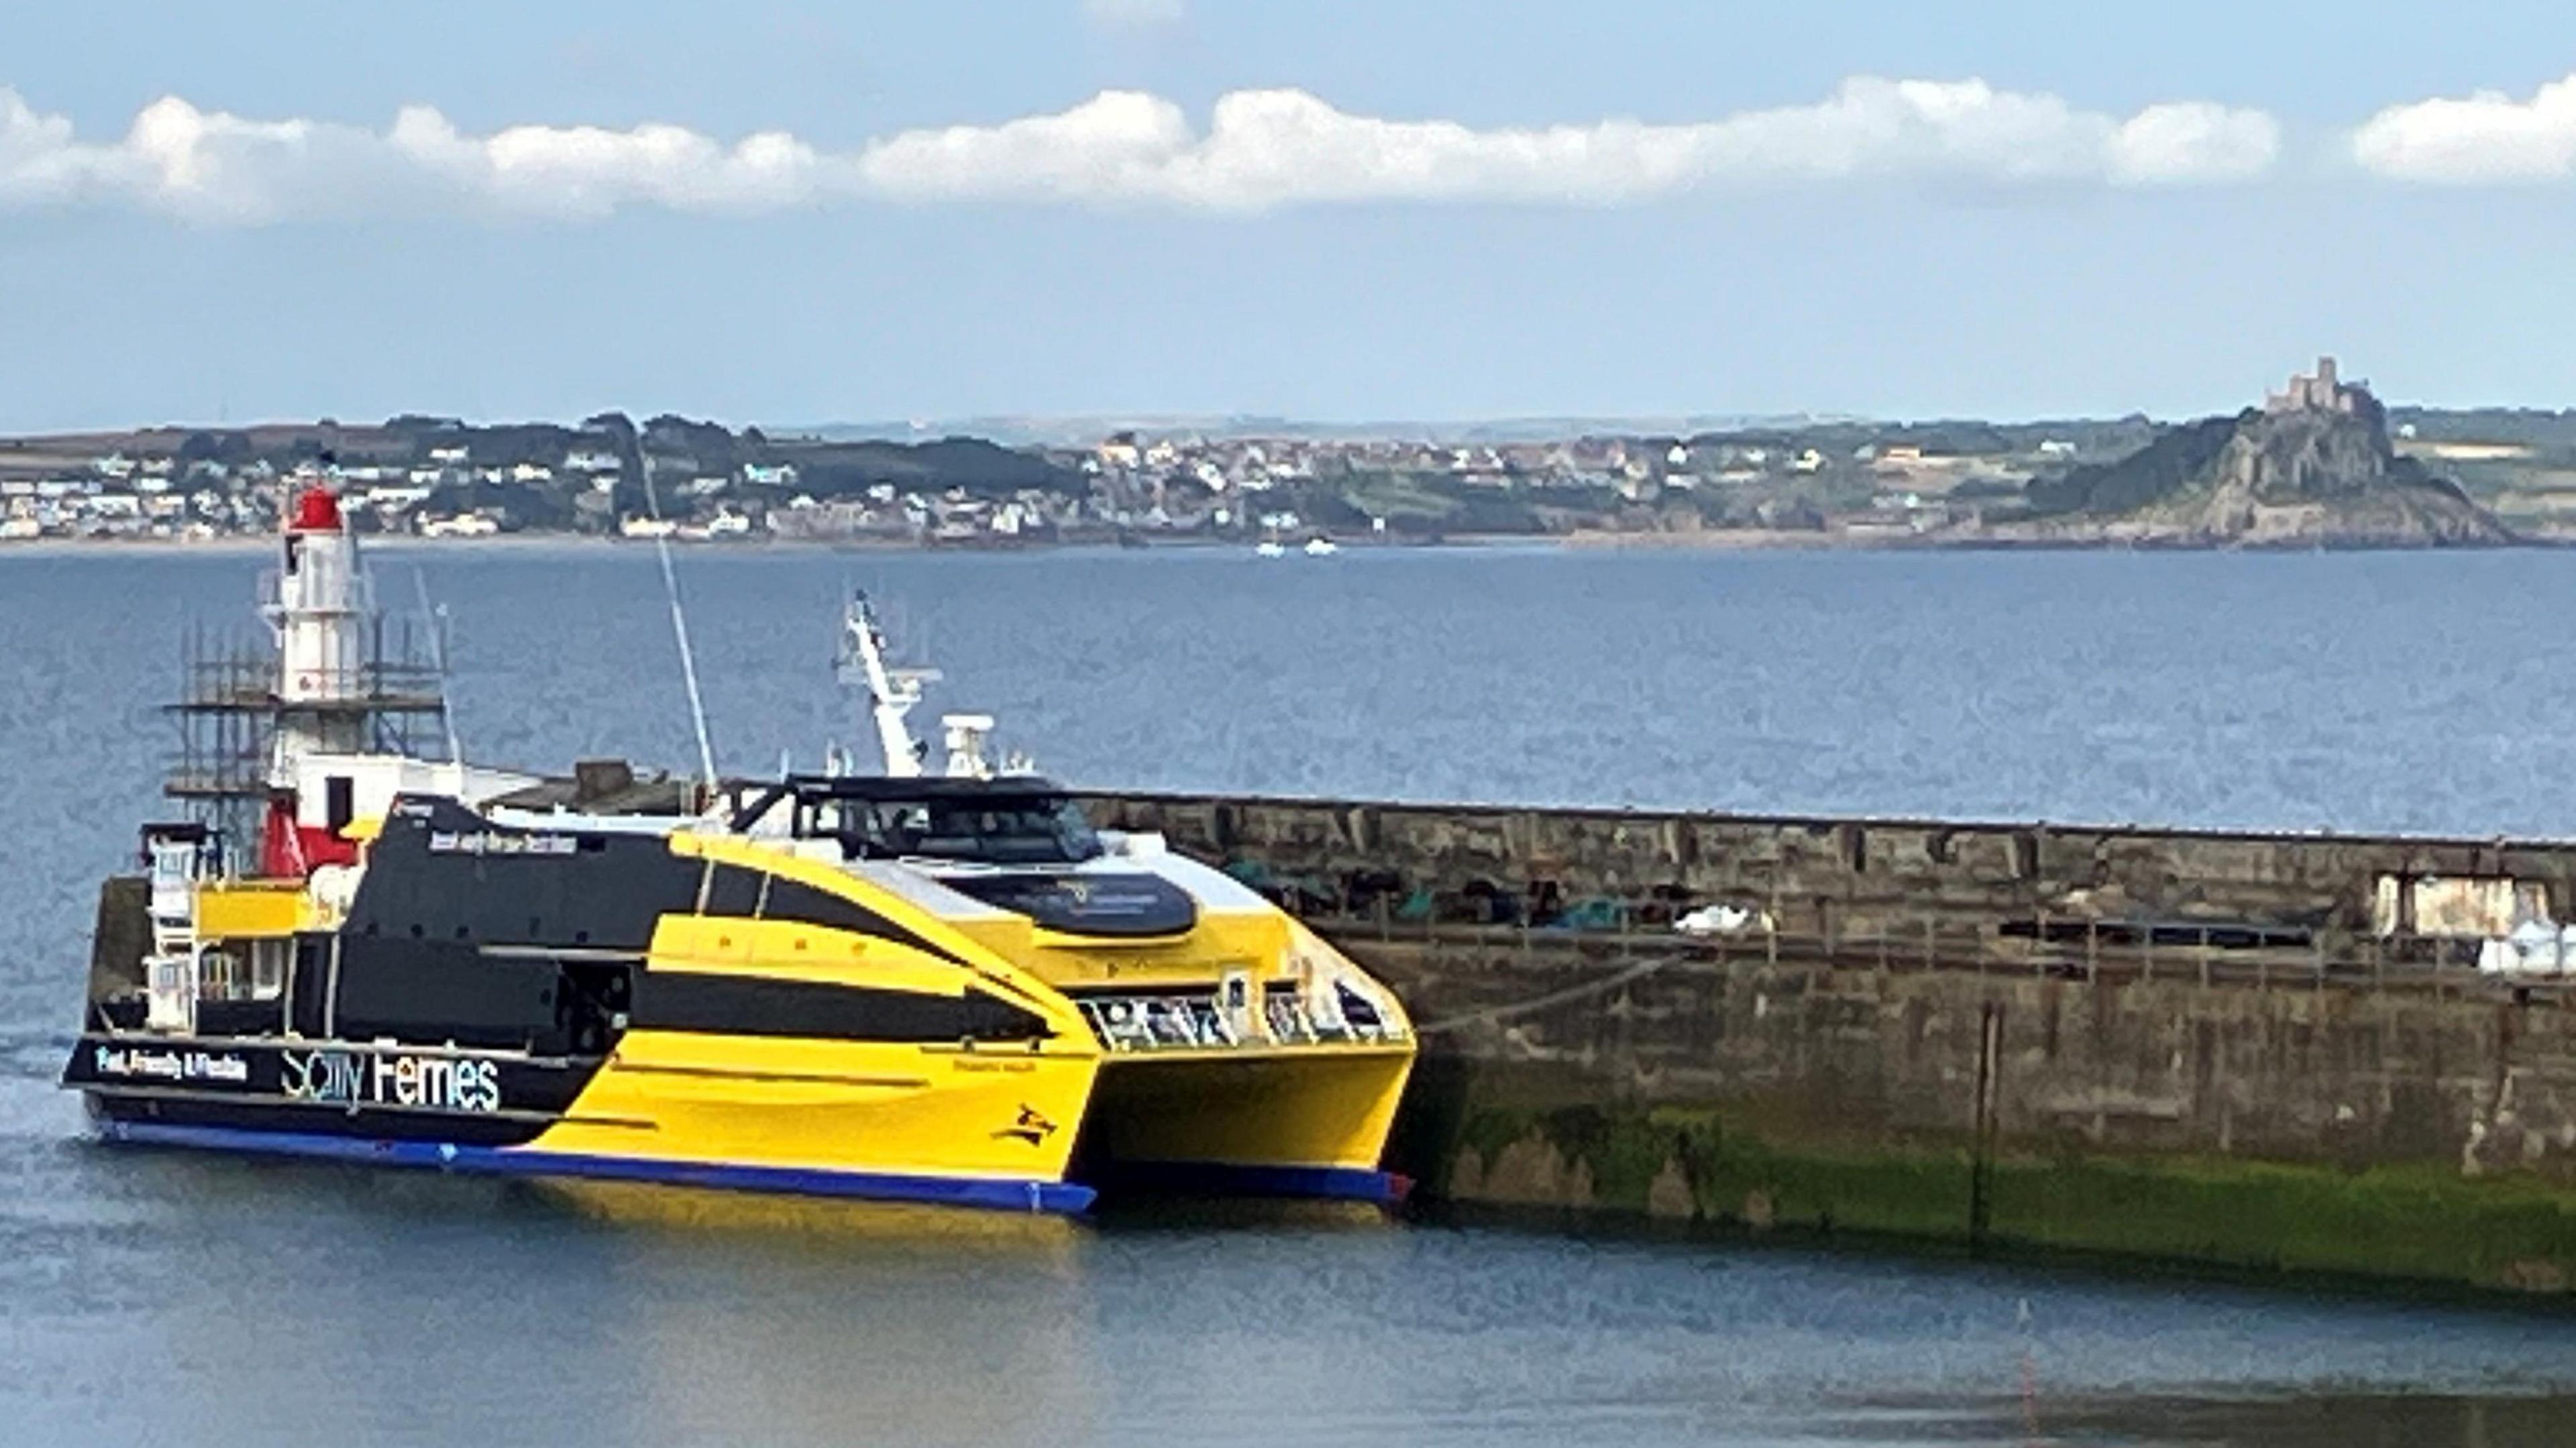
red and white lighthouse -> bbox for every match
[267,482,368,757]
[258,479,370,876]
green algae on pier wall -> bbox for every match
[1404,1093,2576,1290]
[1366,964,2576,1296]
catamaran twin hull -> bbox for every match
[66,796,1416,1213]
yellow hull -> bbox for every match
[1075,1044,1416,1199]
[531,1031,1101,1190]
[506,1033,1415,1208]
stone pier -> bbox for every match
[1085,791,2576,1292]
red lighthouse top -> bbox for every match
[288,486,345,533]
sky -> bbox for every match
[5,1,2576,431]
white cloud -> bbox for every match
[2108,102,2282,184]
[859,80,2279,207]
[855,91,1195,205]
[1083,0,1186,28]
[0,79,2279,225]
[2353,74,2576,182]
[0,89,79,203]
[392,108,824,218]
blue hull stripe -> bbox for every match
[97,1120,1096,1215]
[1088,1160,1407,1205]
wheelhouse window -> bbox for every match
[823,795,1102,865]
[729,776,1110,868]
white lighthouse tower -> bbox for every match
[249,479,378,876]
[265,481,370,765]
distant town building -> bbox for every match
[420,512,500,539]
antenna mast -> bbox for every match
[838,592,934,777]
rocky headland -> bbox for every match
[2000,359,2516,548]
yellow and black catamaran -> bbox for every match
[62,483,1413,1213]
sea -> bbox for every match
[5,541,2576,1447]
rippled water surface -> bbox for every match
[7,543,2576,1447]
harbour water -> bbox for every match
[7,543,2576,1446]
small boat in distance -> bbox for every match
[60,479,1417,1213]
[1253,531,1338,558]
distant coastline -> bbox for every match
[4,372,2569,553]
[11,527,2575,563]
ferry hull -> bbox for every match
[67,1027,1412,1214]
[67,1029,1102,1215]
[523,1029,1102,1193]
[1073,1044,1415,1204]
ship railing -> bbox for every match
[1077,993,1404,1053]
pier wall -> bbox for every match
[1083,791,2576,1292]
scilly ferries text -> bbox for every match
[282,1050,502,1113]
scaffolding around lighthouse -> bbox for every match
[164,480,455,862]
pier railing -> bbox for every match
[1079,794,2576,1009]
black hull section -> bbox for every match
[62,1033,606,1149]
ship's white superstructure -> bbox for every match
[835,594,1029,781]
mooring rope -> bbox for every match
[1411,952,1678,1037]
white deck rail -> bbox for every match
[1077,991,1405,1053]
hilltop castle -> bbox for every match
[2265,356,2371,416]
